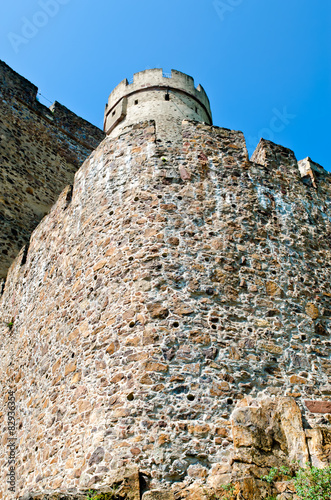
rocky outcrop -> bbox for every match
[231,397,309,474]
[227,396,331,499]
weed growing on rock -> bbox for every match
[294,464,331,500]
[261,463,331,500]
[262,465,292,483]
[86,487,120,500]
[216,483,237,500]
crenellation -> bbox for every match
[251,137,298,171]
[104,69,212,142]
[298,157,329,189]
[107,69,210,111]
[132,67,165,85]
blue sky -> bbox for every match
[1,0,330,170]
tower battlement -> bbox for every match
[104,68,212,141]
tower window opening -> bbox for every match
[165,92,170,101]
[112,110,116,116]
[134,99,139,105]
[195,107,198,113]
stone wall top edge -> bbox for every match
[183,119,248,148]
[251,137,329,175]
[189,123,329,173]
[298,157,329,176]
[0,60,104,149]
[49,101,105,147]
[106,68,211,112]
[250,137,297,166]
[254,137,297,155]
[0,59,38,103]
[184,119,243,134]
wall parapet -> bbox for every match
[251,138,298,170]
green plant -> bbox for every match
[86,487,120,500]
[7,321,13,330]
[294,464,331,500]
[161,157,167,163]
[217,483,236,500]
[261,463,331,500]
[262,465,292,483]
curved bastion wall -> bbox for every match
[104,69,212,143]
[0,116,330,499]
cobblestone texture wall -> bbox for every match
[0,119,330,500]
[0,60,105,279]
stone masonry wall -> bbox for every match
[0,60,105,279]
[0,120,330,499]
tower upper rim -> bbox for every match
[105,68,212,121]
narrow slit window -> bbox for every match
[135,99,139,105]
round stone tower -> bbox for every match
[104,68,212,143]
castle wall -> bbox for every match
[0,60,105,279]
[0,119,330,499]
